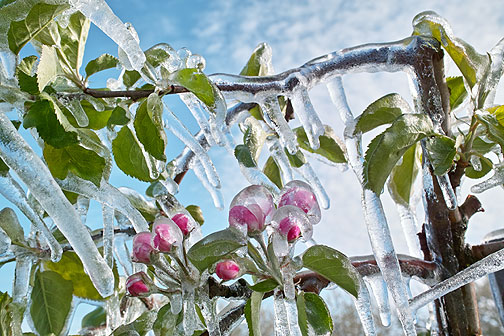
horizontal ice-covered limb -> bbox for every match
[0,114,114,297]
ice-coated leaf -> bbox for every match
[240,42,273,77]
[30,271,73,336]
[302,245,360,298]
[44,143,105,187]
[123,70,141,88]
[412,11,489,88]
[7,2,68,54]
[363,114,434,194]
[36,45,60,91]
[0,207,24,245]
[134,93,167,161]
[57,11,90,71]
[153,303,179,336]
[354,93,409,134]
[263,156,283,189]
[235,144,257,168]
[387,143,421,206]
[187,228,245,272]
[446,76,467,110]
[487,105,504,127]
[245,291,264,336]
[296,292,333,336]
[113,311,157,336]
[295,125,346,163]
[169,68,215,110]
[465,156,493,179]
[81,306,106,329]
[33,20,60,47]
[425,135,456,175]
[85,53,119,78]
[107,106,130,127]
[112,125,158,182]
[476,114,504,150]
[79,100,113,130]
[16,55,39,95]
[248,278,278,292]
[186,205,204,226]
[0,292,14,335]
[285,148,306,168]
[17,55,38,75]
[242,117,267,163]
[23,99,78,148]
[472,137,496,154]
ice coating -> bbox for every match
[469,155,482,172]
[364,275,391,327]
[471,164,504,193]
[102,205,115,268]
[410,246,504,312]
[266,136,294,183]
[289,89,324,150]
[152,216,183,253]
[435,174,457,210]
[113,234,132,275]
[273,288,302,336]
[0,227,10,255]
[259,97,298,155]
[12,256,32,303]
[69,0,146,71]
[327,78,416,335]
[278,180,321,224]
[64,99,89,128]
[483,37,504,107]
[0,173,62,261]
[270,205,312,256]
[295,162,330,210]
[354,282,377,336]
[0,114,114,297]
[396,204,422,258]
[230,185,274,224]
[76,195,90,224]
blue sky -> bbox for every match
[2,0,504,333]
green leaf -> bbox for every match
[36,45,60,92]
[123,70,141,88]
[23,99,78,148]
[186,205,204,226]
[302,245,360,298]
[33,20,60,47]
[488,105,504,127]
[247,241,268,273]
[57,11,90,71]
[0,292,13,335]
[0,208,25,246]
[240,42,273,77]
[16,55,39,95]
[263,156,283,189]
[17,55,38,75]
[465,156,493,179]
[471,137,496,154]
[387,143,421,206]
[112,125,159,182]
[30,271,73,336]
[235,144,257,168]
[476,114,504,150]
[153,303,179,336]
[285,148,306,168]
[354,93,410,134]
[169,68,215,109]
[81,306,106,329]
[446,76,468,110]
[107,106,130,127]
[242,117,267,163]
[295,125,346,163]
[79,100,113,130]
[187,228,246,272]
[244,291,264,336]
[8,2,68,54]
[134,94,167,161]
[412,11,489,88]
[85,54,119,78]
[296,292,333,336]
[425,135,456,175]
[363,114,434,194]
[248,278,278,292]
[44,143,105,187]
[44,251,103,300]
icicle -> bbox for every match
[102,205,115,269]
[353,282,377,336]
[12,255,33,304]
[396,203,422,258]
[57,176,149,232]
[105,293,123,333]
[0,114,114,297]
[295,162,330,210]
[0,173,62,262]
[410,247,504,311]
[289,89,324,150]
[170,292,183,315]
[76,195,90,224]
[266,136,294,183]
[164,103,220,188]
[273,288,301,336]
[113,234,132,275]
[364,274,391,327]
[260,97,298,155]
[239,165,281,195]
[198,284,221,336]
[69,0,146,72]
[471,165,504,193]
[182,283,200,336]
[435,174,457,210]
[179,93,217,146]
[191,163,224,210]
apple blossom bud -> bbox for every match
[278,217,302,242]
[215,260,240,280]
[132,232,154,263]
[126,272,153,297]
[287,225,301,242]
[172,213,191,236]
[229,205,265,234]
[229,185,274,235]
[279,181,321,224]
[152,217,183,253]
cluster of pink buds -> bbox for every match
[132,215,186,263]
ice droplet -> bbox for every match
[470,155,482,171]
[63,99,89,128]
[0,114,113,296]
[289,89,324,150]
[76,195,90,224]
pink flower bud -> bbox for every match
[278,217,301,242]
[132,232,154,264]
[287,225,301,242]
[229,205,264,234]
[215,260,240,281]
[126,272,153,297]
[229,185,274,234]
[172,213,191,236]
[279,181,321,224]
[152,217,183,253]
